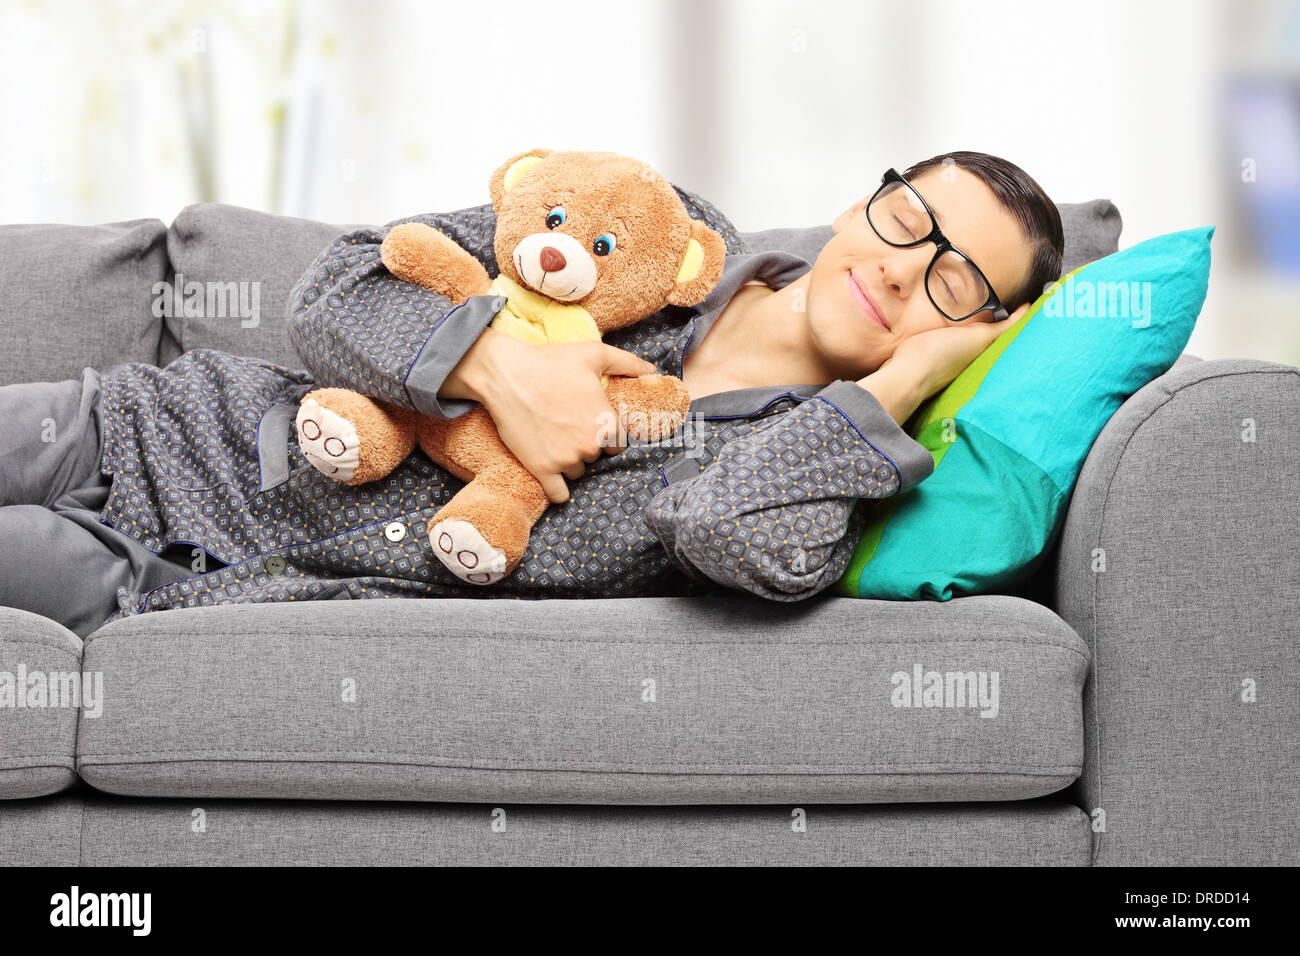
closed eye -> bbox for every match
[939,273,958,305]
[892,215,916,241]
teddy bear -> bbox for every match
[295,148,727,585]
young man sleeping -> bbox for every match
[0,151,1063,637]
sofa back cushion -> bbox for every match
[160,204,363,369]
[0,219,168,386]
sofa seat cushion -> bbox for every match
[0,607,83,799]
[76,594,1088,804]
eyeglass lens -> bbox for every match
[867,181,992,320]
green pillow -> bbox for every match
[839,226,1215,601]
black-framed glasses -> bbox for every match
[865,168,1010,322]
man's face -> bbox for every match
[806,166,1034,373]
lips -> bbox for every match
[847,271,890,331]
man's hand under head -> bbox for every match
[441,328,657,504]
[856,302,1028,427]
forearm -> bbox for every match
[648,481,868,601]
[645,380,936,601]
[286,206,506,418]
[438,327,521,405]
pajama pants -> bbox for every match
[0,368,201,638]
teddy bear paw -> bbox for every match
[296,398,360,482]
[429,519,509,585]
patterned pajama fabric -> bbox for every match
[93,189,935,623]
[644,388,905,599]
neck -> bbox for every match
[687,272,854,392]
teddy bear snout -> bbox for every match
[512,231,597,301]
[539,246,566,272]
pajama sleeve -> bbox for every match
[643,379,935,601]
[285,204,508,419]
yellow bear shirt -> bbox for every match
[486,273,609,384]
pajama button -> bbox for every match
[264,555,286,575]
[384,521,406,542]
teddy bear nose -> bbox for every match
[539,246,567,273]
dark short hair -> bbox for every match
[903,151,1064,314]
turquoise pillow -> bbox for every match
[840,226,1215,600]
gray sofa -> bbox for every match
[1,199,1296,866]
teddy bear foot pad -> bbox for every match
[429,519,509,585]
[296,397,360,482]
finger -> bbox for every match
[598,417,628,455]
[985,314,1016,344]
[967,314,1013,346]
[980,320,1009,344]
[539,473,569,505]
[598,344,657,379]
[1003,301,1030,326]
[560,461,585,482]
[966,325,1006,360]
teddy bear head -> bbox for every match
[487,148,727,333]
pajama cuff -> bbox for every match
[815,379,936,494]
[403,292,507,419]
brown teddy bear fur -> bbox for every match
[297,148,727,584]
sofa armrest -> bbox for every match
[1051,357,1300,865]
[0,607,83,799]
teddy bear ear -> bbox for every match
[488,148,554,209]
[666,219,727,307]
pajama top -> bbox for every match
[92,187,936,625]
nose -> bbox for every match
[539,246,567,273]
[879,247,925,297]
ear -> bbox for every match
[488,148,554,209]
[831,195,871,234]
[666,219,727,307]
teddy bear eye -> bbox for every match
[545,206,566,229]
[593,233,617,256]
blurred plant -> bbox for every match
[131,0,302,209]
[154,0,301,209]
